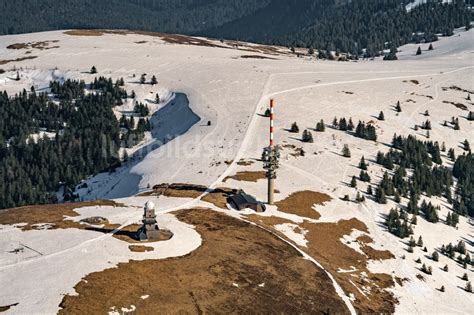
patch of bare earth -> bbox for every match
[140,183,236,209]
[236,159,254,166]
[7,40,59,50]
[84,223,173,244]
[223,171,266,183]
[240,55,277,60]
[0,56,38,65]
[0,200,120,231]
[443,100,468,110]
[442,85,474,94]
[128,245,154,252]
[245,213,396,313]
[58,209,349,314]
[275,190,331,220]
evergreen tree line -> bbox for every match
[279,0,472,57]
[375,134,472,218]
[1,1,471,54]
[0,78,140,209]
[332,117,377,141]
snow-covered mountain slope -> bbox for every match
[0,29,473,314]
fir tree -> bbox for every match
[467,111,474,121]
[350,176,357,188]
[417,236,423,247]
[454,120,460,130]
[347,118,354,131]
[342,144,351,158]
[463,139,470,152]
[316,119,325,132]
[421,263,431,274]
[432,251,439,261]
[302,129,314,143]
[416,46,422,55]
[378,111,385,121]
[375,187,387,204]
[90,66,97,74]
[462,273,469,281]
[339,117,348,131]
[140,74,146,84]
[359,170,371,182]
[150,75,157,85]
[428,43,433,51]
[356,192,365,203]
[448,148,456,161]
[359,156,368,170]
[290,122,299,133]
[396,101,402,112]
[466,282,472,293]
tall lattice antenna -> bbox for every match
[262,99,280,205]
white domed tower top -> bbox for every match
[145,201,155,211]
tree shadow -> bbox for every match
[86,226,141,241]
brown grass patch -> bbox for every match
[0,200,119,231]
[275,191,331,220]
[7,41,59,50]
[0,56,38,65]
[300,219,396,313]
[245,215,293,230]
[143,183,205,199]
[59,209,349,314]
[245,213,396,313]
[357,234,373,244]
[224,171,266,183]
[443,100,468,110]
[63,30,107,36]
[236,159,254,166]
[141,183,236,209]
[128,245,154,252]
[442,85,474,94]
[84,223,173,243]
[360,244,395,261]
[7,43,29,49]
[240,55,277,60]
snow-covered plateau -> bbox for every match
[0,28,473,314]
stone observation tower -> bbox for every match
[138,201,160,241]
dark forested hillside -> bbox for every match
[0,0,472,53]
[0,0,271,35]
[0,78,151,209]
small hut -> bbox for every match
[138,201,160,241]
[228,191,266,212]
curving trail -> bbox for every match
[4,61,472,312]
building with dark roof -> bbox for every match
[228,192,266,213]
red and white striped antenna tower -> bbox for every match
[263,99,280,205]
[269,99,275,147]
